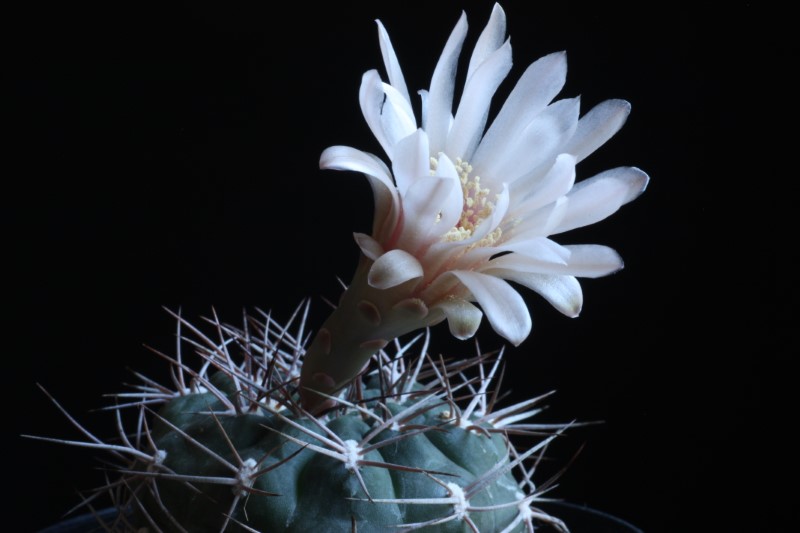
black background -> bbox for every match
[8,1,789,531]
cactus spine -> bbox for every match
[35,303,569,532]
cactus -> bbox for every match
[37,305,567,532]
[33,3,647,531]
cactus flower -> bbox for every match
[301,3,648,410]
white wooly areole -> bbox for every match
[300,3,649,410]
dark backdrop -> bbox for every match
[8,1,786,531]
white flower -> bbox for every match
[301,3,648,409]
[321,4,648,345]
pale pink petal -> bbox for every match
[319,145,393,185]
[562,245,624,277]
[359,70,395,157]
[381,82,418,144]
[392,129,430,196]
[497,236,570,264]
[550,166,649,235]
[510,153,576,214]
[467,3,506,80]
[472,51,567,178]
[368,249,424,289]
[483,269,583,317]
[396,175,459,251]
[488,97,581,190]
[353,232,384,261]
[487,245,622,278]
[570,166,650,204]
[434,298,483,339]
[508,196,568,237]
[564,99,631,163]
[446,40,512,161]
[450,270,531,345]
[376,20,411,105]
[427,12,468,155]
[433,153,467,233]
[319,145,399,240]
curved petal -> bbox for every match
[432,153,466,233]
[396,175,459,250]
[393,129,430,196]
[320,145,399,240]
[487,245,623,278]
[368,249,424,289]
[472,51,567,179]
[450,270,531,346]
[511,153,576,213]
[507,196,569,238]
[483,269,583,317]
[550,166,649,235]
[570,166,650,204]
[564,99,631,163]
[427,12,468,155]
[497,236,570,264]
[376,20,411,105]
[319,145,393,185]
[359,70,395,158]
[382,82,418,145]
[563,245,624,277]
[488,97,581,190]
[434,298,483,340]
[446,39,512,161]
[353,232,384,261]
[467,3,506,80]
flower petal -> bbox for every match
[376,20,411,105]
[550,166,649,234]
[562,245,624,277]
[359,70,395,158]
[450,270,531,346]
[432,153,466,233]
[483,269,583,318]
[488,96,581,190]
[564,99,631,163]
[497,236,570,264]
[446,39,512,161]
[521,274,583,318]
[467,3,506,80]
[392,129,430,196]
[427,12,468,155]
[319,145,399,240]
[571,165,650,205]
[509,196,569,237]
[353,232,384,261]
[319,145,393,183]
[472,51,567,178]
[487,245,623,278]
[368,249,424,289]
[509,153,576,215]
[382,82,418,144]
[434,298,483,339]
[397,174,459,251]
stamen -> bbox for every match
[438,157,501,243]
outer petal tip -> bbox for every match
[436,298,483,340]
[367,249,424,289]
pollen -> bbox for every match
[440,158,501,244]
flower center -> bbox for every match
[432,157,502,245]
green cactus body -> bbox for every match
[35,306,567,532]
[143,372,525,532]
